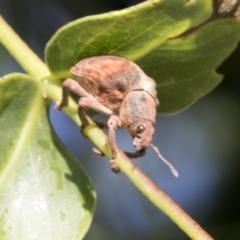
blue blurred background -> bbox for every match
[1,1,240,239]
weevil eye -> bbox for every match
[136,125,145,134]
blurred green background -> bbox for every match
[1,0,240,239]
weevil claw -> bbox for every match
[80,126,88,138]
[110,159,120,173]
[92,148,119,173]
[55,101,62,110]
[92,147,105,156]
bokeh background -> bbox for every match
[1,1,240,239]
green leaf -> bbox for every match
[45,0,240,114]
[0,74,95,240]
[45,0,212,70]
[137,19,240,113]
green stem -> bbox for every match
[0,16,49,79]
[0,15,213,240]
[86,123,213,240]
[0,15,79,123]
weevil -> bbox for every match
[56,55,178,176]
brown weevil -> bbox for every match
[56,55,178,176]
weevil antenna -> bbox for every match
[150,144,178,178]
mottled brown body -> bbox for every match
[56,55,159,172]
[71,55,158,114]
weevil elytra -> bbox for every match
[56,55,178,176]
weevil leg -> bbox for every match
[92,147,105,156]
[109,159,119,173]
[107,115,120,159]
[107,115,121,173]
[55,78,90,110]
[94,121,108,129]
[57,78,113,118]
[78,97,113,138]
[80,120,107,138]
[92,148,119,173]
[93,121,125,129]
[78,96,113,127]
[91,115,121,173]
[123,151,146,158]
[93,146,119,173]
[78,107,89,134]
[78,96,113,116]
[56,78,113,129]
[93,147,145,159]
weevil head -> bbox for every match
[119,90,157,154]
[128,119,155,153]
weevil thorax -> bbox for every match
[136,69,159,106]
[119,91,157,153]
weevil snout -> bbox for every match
[133,136,151,153]
[133,142,147,154]
[130,120,155,153]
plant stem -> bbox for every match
[0,15,80,123]
[0,15,213,240]
[85,123,213,240]
[118,153,212,240]
[0,16,49,79]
